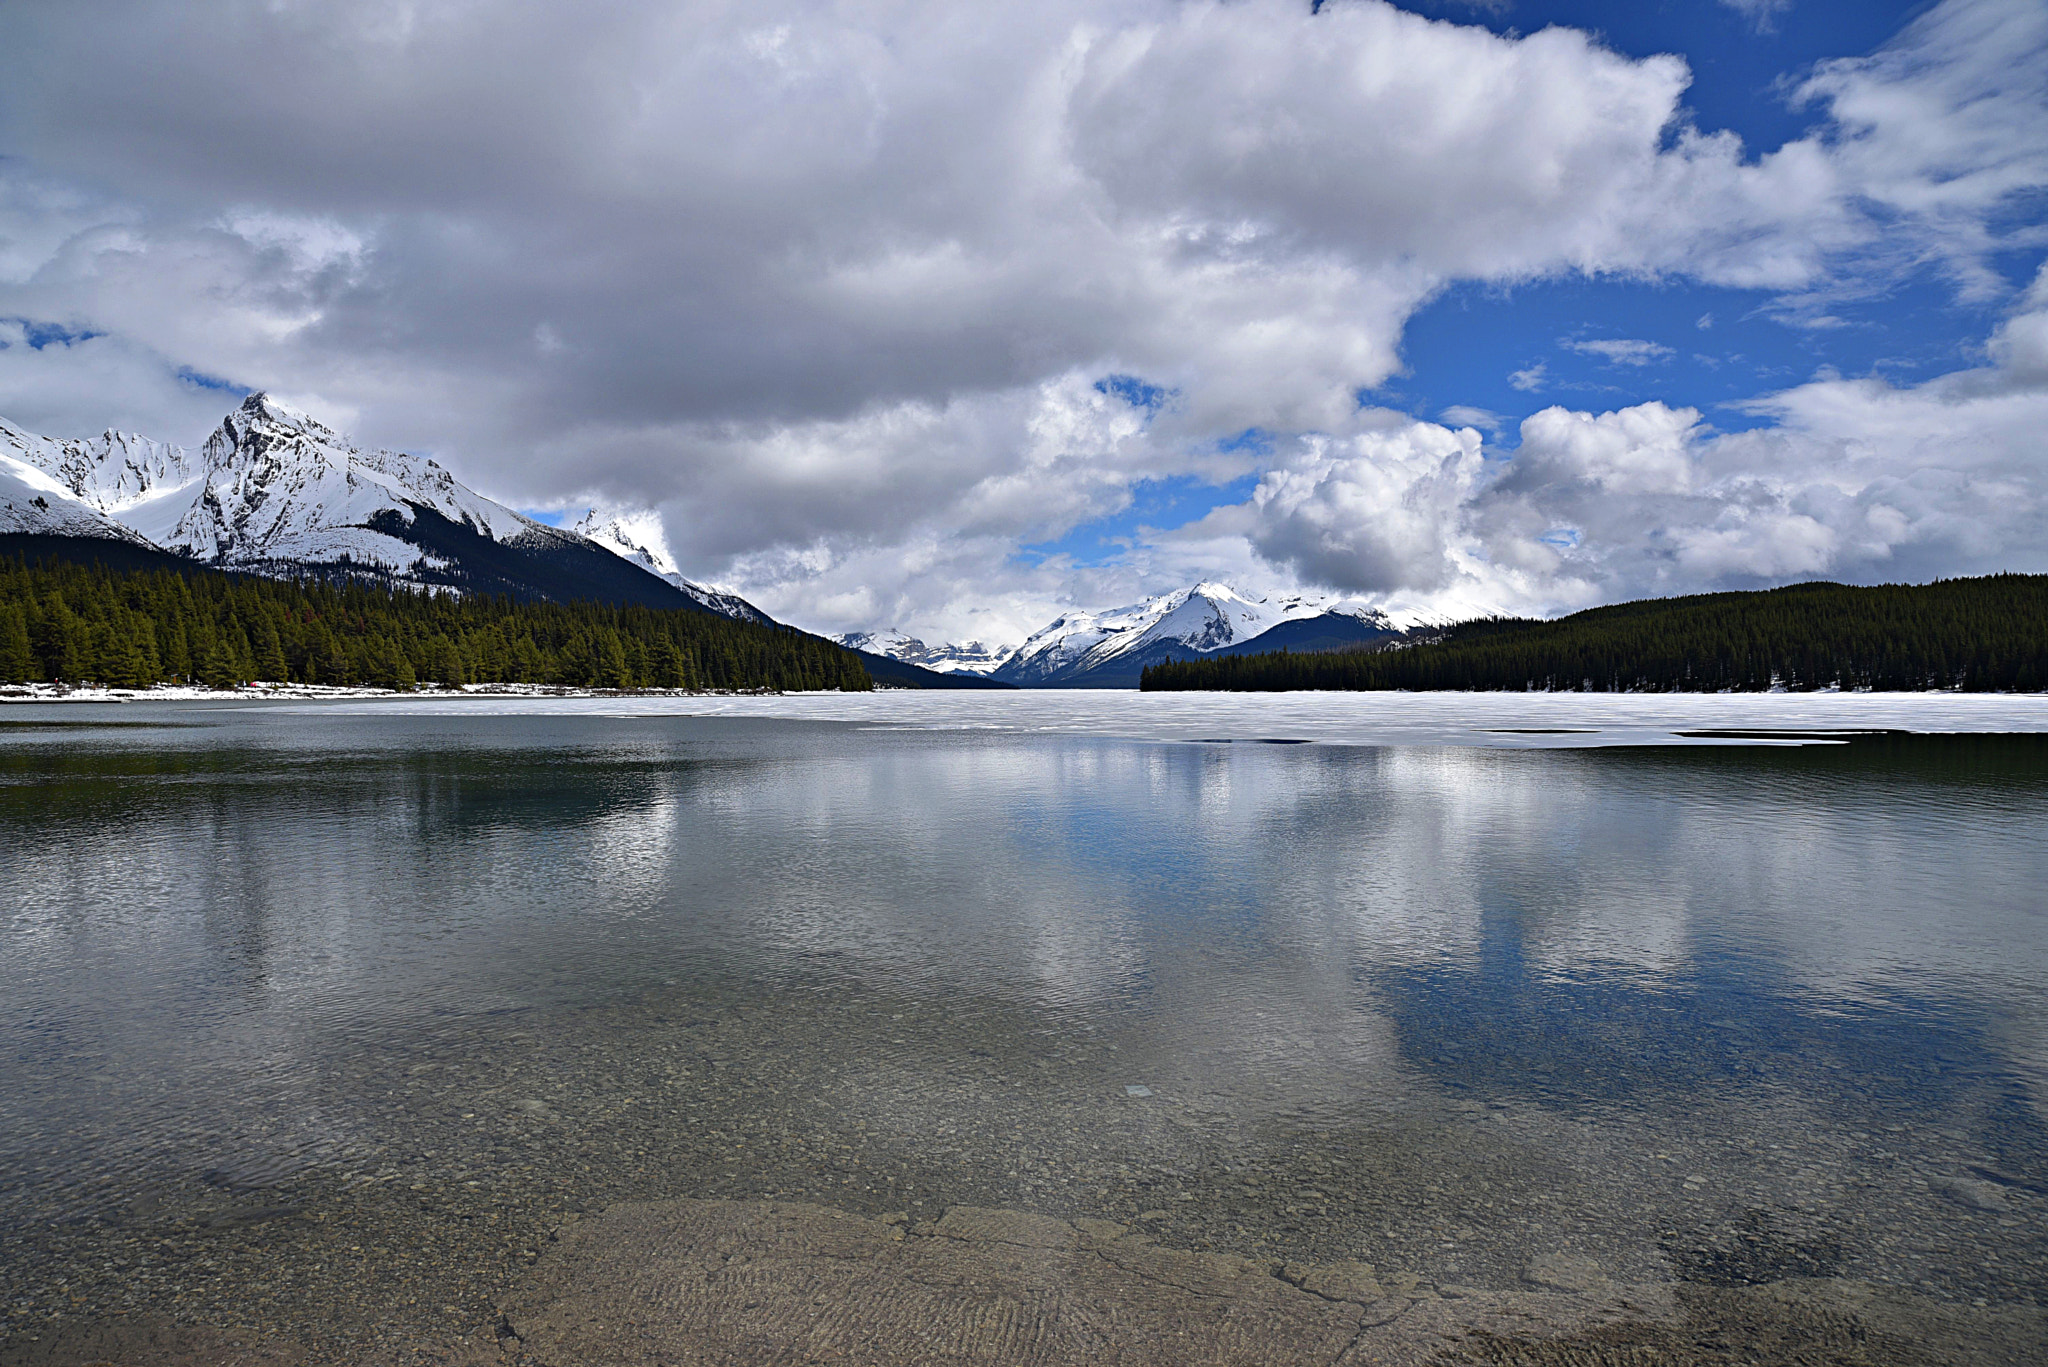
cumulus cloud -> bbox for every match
[0,0,2041,637]
[1243,418,1488,595]
[1229,266,2048,616]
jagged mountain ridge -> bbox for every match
[0,421,200,517]
[0,394,773,618]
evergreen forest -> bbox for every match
[1140,575,2048,694]
[0,554,872,692]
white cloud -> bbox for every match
[1788,0,2048,302]
[1720,0,1792,35]
[1561,337,1676,366]
[1438,404,1505,433]
[0,0,2040,637]
[1240,417,1488,596]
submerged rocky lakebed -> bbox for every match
[1,699,2044,1363]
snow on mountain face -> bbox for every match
[995,582,1388,685]
[570,508,773,624]
[6,393,551,574]
[0,446,155,542]
[0,417,202,514]
[833,630,1015,675]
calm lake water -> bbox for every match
[2,696,2045,1361]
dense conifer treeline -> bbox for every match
[1141,575,2048,693]
[0,555,871,692]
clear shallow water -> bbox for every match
[2,699,2045,1359]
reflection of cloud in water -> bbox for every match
[681,743,1153,1013]
[7,715,2048,1217]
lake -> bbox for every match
[2,694,2044,1364]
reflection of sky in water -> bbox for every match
[2,708,2045,1216]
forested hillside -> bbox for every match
[0,554,871,692]
[1141,575,2048,693]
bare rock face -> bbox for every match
[496,1199,1647,1367]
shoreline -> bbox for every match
[5,1198,2040,1367]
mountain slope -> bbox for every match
[844,647,1014,689]
[1192,612,1399,660]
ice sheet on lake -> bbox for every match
[275,688,2048,748]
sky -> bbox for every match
[1,0,2045,645]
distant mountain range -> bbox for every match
[834,630,1018,676]
[0,394,991,689]
[839,582,1404,689]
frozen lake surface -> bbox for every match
[292,685,2048,746]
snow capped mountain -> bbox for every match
[993,582,1392,687]
[570,508,773,624]
[832,629,1015,675]
[0,395,770,620]
[147,395,542,570]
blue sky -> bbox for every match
[1021,0,2045,576]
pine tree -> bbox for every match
[427,634,465,686]
[0,604,30,683]
[593,629,632,689]
[257,621,289,682]
[651,638,687,689]
[200,636,240,690]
